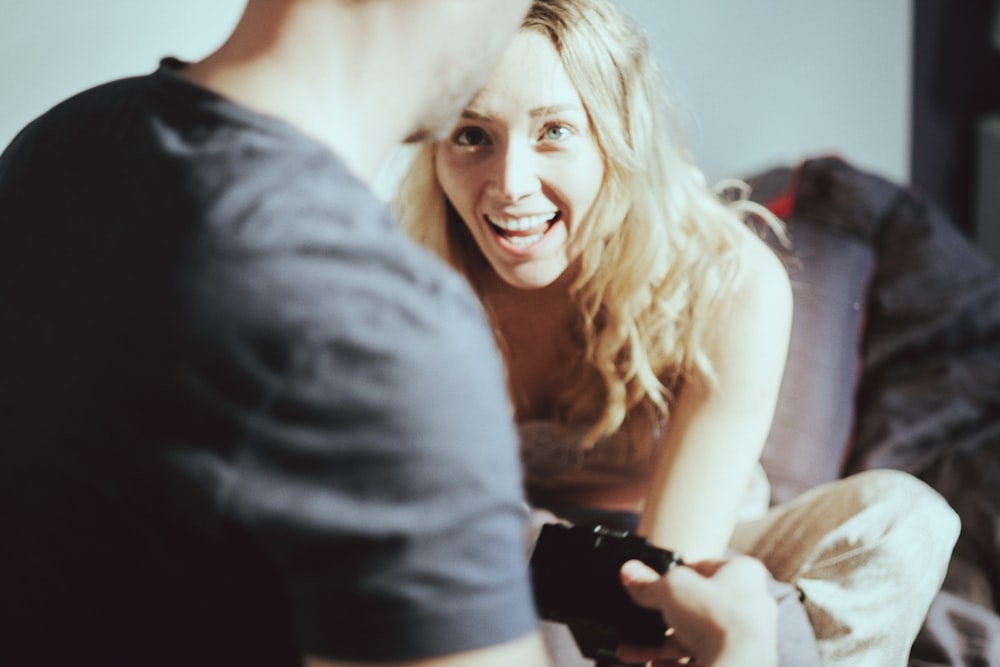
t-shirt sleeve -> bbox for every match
[192,234,538,661]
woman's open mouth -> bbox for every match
[484,211,562,249]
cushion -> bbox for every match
[746,158,880,504]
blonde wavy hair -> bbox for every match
[394,0,773,449]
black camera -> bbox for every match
[530,523,682,663]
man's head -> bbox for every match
[188,0,532,180]
[399,0,535,143]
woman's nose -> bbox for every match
[486,141,541,202]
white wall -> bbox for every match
[0,0,244,148]
[1,0,911,185]
[621,0,912,183]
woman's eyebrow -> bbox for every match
[529,103,583,118]
[460,104,584,122]
[461,108,491,121]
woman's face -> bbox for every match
[435,30,606,291]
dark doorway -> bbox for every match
[910,0,1000,235]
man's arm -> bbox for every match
[208,227,545,663]
[305,633,550,667]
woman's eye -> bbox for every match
[453,127,490,147]
[542,124,572,141]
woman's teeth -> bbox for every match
[508,233,544,248]
[484,212,560,249]
[486,213,555,233]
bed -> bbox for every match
[746,156,1000,666]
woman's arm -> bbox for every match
[638,236,792,560]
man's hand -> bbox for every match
[617,555,778,667]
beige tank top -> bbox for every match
[518,420,659,490]
[519,419,772,521]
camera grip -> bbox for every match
[530,523,681,662]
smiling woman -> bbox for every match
[393,1,959,666]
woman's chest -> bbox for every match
[502,325,580,421]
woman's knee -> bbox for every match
[844,469,961,547]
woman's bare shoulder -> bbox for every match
[731,227,792,315]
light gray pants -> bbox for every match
[731,469,961,667]
[532,469,960,667]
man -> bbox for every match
[0,1,777,665]
[1,1,541,665]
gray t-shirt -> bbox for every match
[0,60,536,665]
